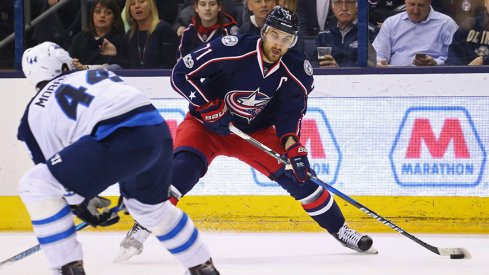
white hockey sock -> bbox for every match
[124,198,211,268]
[19,164,82,269]
[154,210,210,268]
[23,198,82,269]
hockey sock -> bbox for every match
[19,164,83,268]
[169,185,182,205]
[171,151,206,196]
[275,173,345,233]
[124,198,211,268]
[299,186,345,233]
[22,198,83,268]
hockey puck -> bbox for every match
[450,254,464,259]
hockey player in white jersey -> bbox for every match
[18,42,219,275]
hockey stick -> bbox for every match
[0,204,121,270]
[229,124,471,259]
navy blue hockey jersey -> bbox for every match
[171,34,315,139]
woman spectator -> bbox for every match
[178,0,239,58]
[69,0,126,70]
[31,0,81,50]
[174,0,238,37]
[122,0,179,68]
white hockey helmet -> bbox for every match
[22,42,74,87]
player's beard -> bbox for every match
[263,45,283,63]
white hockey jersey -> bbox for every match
[18,69,158,163]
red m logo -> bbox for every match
[300,119,326,158]
[406,118,470,159]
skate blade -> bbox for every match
[114,247,141,263]
[362,246,379,254]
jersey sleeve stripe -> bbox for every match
[187,51,256,78]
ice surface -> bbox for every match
[0,232,487,275]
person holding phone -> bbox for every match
[69,0,127,70]
[412,52,437,66]
[372,0,458,66]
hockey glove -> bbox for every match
[70,196,120,227]
[286,142,311,183]
[197,99,231,135]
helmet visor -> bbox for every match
[263,26,298,48]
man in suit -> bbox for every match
[297,0,334,36]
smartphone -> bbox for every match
[415,53,427,59]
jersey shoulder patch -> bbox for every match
[221,35,239,46]
[304,60,313,76]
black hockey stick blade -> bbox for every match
[439,247,472,259]
[229,124,471,259]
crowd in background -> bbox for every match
[1,0,488,69]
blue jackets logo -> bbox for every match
[390,106,486,187]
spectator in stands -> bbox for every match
[31,0,82,50]
[69,0,126,70]
[373,0,458,66]
[0,0,14,68]
[297,0,335,37]
[278,0,297,11]
[368,0,404,37]
[241,0,297,26]
[315,0,373,67]
[155,0,179,26]
[446,0,489,65]
[178,0,239,58]
[122,0,179,31]
[174,0,238,37]
[108,0,179,68]
[368,0,463,29]
[435,0,485,25]
[238,0,276,35]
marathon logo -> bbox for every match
[390,106,486,187]
[254,107,342,186]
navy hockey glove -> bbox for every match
[286,142,311,183]
[70,196,120,227]
[197,99,231,135]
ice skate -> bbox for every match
[185,258,220,275]
[114,222,151,262]
[333,224,378,254]
[52,260,85,275]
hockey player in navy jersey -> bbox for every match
[118,6,377,261]
[18,42,219,275]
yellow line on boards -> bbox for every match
[1,196,488,233]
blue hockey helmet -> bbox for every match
[262,6,299,47]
